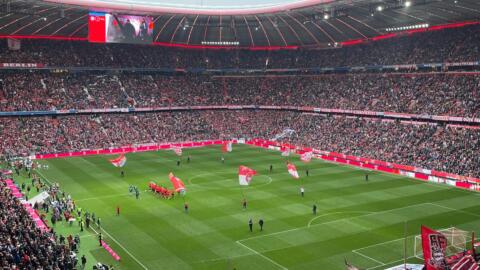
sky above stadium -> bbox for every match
[45,0,334,15]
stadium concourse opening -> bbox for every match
[1,0,480,269]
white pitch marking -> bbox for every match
[74,191,147,202]
[34,170,149,270]
[35,170,53,185]
[365,256,417,270]
[186,170,240,189]
[239,202,432,243]
[353,237,406,253]
[79,233,96,239]
[426,202,480,218]
[188,173,273,191]
[235,240,288,270]
[352,249,386,267]
[354,226,456,270]
[321,157,480,197]
[307,211,374,228]
[246,174,273,188]
[194,254,248,263]
[90,225,149,270]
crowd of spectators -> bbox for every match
[0,21,478,270]
[0,24,478,185]
[0,111,478,177]
[0,111,213,156]
[0,24,479,69]
[0,178,77,269]
[1,72,479,117]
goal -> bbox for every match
[414,227,472,260]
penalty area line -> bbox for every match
[235,240,288,270]
[353,226,457,269]
[426,202,480,218]
[352,249,385,268]
[365,255,418,270]
[239,202,432,243]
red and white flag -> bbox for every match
[300,151,313,162]
[109,154,127,167]
[172,147,182,156]
[281,148,290,157]
[222,142,233,153]
[287,163,299,179]
[421,225,448,270]
[168,172,186,193]
[238,166,257,186]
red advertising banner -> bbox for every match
[31,138,480,192]
[415,173,429,181]
[246,138,480,191]
[34,140,232,159]
[455,181,472,190]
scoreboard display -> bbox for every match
[89,12,154,44]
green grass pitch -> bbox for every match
[33,144,480,270]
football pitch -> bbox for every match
[34,144,480,270]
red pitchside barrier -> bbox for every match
[32,138,479,192]
[246,139,480,192]
[33,140,234,159]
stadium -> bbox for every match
[0,0,480,269]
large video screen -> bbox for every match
[106,14,154,44]
[88,12,154,44]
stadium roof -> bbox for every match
[44,0,335,15]
[0,0,479,48]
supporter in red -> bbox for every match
[0,180,77,269]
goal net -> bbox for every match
[414,227,472,260]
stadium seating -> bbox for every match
[0,179,76,269]
[1,73,479,118]
[1,111,479,178]
[1,24,479,68]
[0,21,478,237]
[0,7,479,270]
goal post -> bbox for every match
[414,227,473,260]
